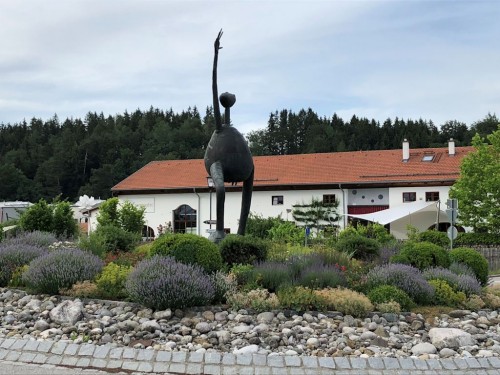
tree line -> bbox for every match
[0,107,497,203]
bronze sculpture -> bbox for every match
[204,30,254,243]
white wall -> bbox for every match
[119,188,344,238]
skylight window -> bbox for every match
[422,154,434,162]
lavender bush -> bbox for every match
[252,260,294,292]
[6,231,58,248]
[449,262,477,278]
[126,256,215,310]
[423,267,482,296]
[366,263,435,304]
[297,263,347,289]
[23,248,104,294]
[0,243,48,286]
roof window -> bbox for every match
[422,154,434,162]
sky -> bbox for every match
[0,0,499,134]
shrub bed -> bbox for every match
[219,235,268,266]
[449,247,489,286]
[0,243,48,286]
[390,241,450,270]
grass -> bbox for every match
[410,305,455,319]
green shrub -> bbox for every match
[277,286,325,311]
[18,199,53,233]
[449,247,489,286]
[267,242,313,262]
[455,232,500,246]
[94,225,141,253]
[376,301,401,314]
[78,233,108,258]
[335,234,380,260]
[417,230,449,248]
[229,263,255,286]
[149,233,222,273]
[428,279,466,306]
[245,213,284,239]
[314,288,374,317]
[149,233,182,256]
[219,234,268,266]
[52,201,78,239]
[390,241,450,270]
[96,262,133,299]
[8,265,29,288]
[267,221,305,245]
[226,288,280,312]
[367,285,415,311]
[0,224,3,243]
[168,234,223,273]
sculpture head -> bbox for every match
[220,92,236,108]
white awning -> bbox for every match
[348,201,440,225]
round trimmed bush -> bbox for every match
[367,285,415,311]
[23,248,104,294]
[417,230,449,248]
[150,233,222,273]
[390,241,450,270]
[168,234,222,273]
[335,234,380,260]
[0,243,48,286]
[219,234,268,266]
[449,247,489,286]
[125,255,215,310]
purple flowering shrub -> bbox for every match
[0,243,48,286]
[7,231,58,248]
[365,263,434,304]
[23,248,104,294]
[125,256,215,310]
[423,267,481,296]
[297,263,347,289]
[251,261,294,292]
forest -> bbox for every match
[0,107,498,203]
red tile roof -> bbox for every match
[112,146,474,192]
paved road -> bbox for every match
[2,336,500,374]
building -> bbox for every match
[111,140,472,239]
[0,201,32,224]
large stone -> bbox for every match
[195,322,211,334]
[141,320,161,332]
[233,344,259,354]
[153,309,172,320]
[411,342,437,355]
[49,300,84,325]
[257,312,275,324]
[429,328,476,350]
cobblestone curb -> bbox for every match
[2,337,500,374]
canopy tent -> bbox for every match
[347,201,442,225]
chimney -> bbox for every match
[402,139,410,162]
[448,138,455,156]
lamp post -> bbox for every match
[207,176,214,230]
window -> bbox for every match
[272,196,284,205]
[426,191,440,202]
[422,154,435,162]
[323,194,336,204]
[402,192,416,202]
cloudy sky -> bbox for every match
[0,0,499,134]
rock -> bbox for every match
[202,311,215,321]
[39,328,63,339]
[306,338,320,348]
[3,315,16,324]
[449,310,471,318]
[439,348,457,358]
[234,344,259,354]
[215,311,228,321]
[195,322,211,334]
[429,328,476,350]
[34,320,50,331]
[141,320,161,333]
[232,325,251,334]
[374,326,388,338]
[478,349,493,357]
[411,343,437,356]
[257,312,274,324]
[360,331,377,341]
[25,299,42,312]
[49,300,83,326]
[101,333,113,343]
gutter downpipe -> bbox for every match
[193,188,201,235]
[338,184,347,229]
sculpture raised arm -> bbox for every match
[213,29,223,132]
